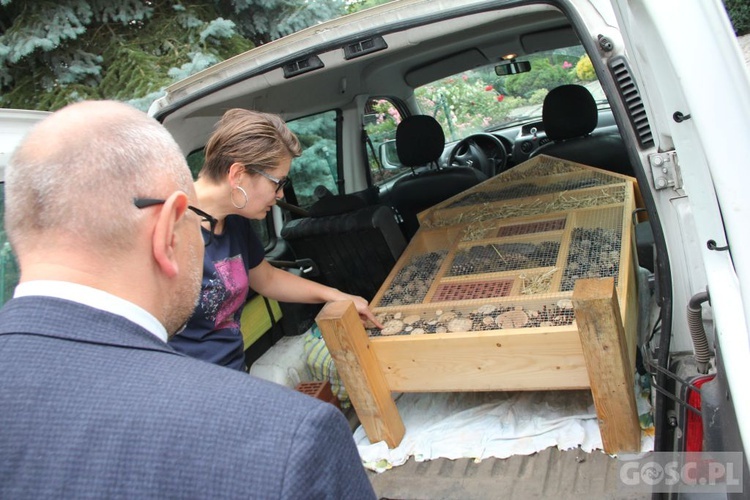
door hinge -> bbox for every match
[649,151,682,190]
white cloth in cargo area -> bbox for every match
[355,387,654,473]
[248,334,310,388]
[248,328,350,407]
[249,332,655,473]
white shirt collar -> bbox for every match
[13,280,168,343]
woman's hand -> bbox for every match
[342,293,384,330]
[250,261,384,329]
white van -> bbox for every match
[149,0,750,496]
[0,109,50,179]
[3,0,747,496]
[0,109,50,304]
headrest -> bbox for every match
[308,193,367,217]
[395,115,445,167]
[542,84,597,141]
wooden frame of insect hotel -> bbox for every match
[316,155,644,454]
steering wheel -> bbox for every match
[449,133,508,177]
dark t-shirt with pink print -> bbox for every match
[169,215,265,370]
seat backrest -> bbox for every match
[530,84,633,176]
[280,204,406,301]
[389,167,486,239]
[389,115,487,239]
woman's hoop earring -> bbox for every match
[231,186,248,209]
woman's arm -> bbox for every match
[248,260,383,328]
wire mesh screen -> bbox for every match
[447,241,560,276]
[496,218,566,237]
[560,206,624,291]
[424,184,628,232]
[377,250,447,307]
[445,170,620,209]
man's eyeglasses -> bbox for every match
[247,167,290,193]
[134,198,218,247]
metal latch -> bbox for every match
[649,151,682,190]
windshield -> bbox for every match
[415,45,608,142]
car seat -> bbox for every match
[280,200,406,301]
[529,84,633,176]
[388,115,487,239]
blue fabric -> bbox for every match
[169,215,265,370]
[0,296,376,499]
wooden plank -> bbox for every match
[315,300,405,448]
[621,250,639,371]
[422,234,461,303]
[371,292,574,319]
[422,186,628,231]
[371,328,590,392]
[572,278,640,454]
[419,154,637,223]
[552,213,575,292]
[618,183,639,370]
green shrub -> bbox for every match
[724,0,750,36]
[504,58,575,98]
[576,54,597,81]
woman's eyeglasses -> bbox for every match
[134,198,218,247]
[246,167,290,193]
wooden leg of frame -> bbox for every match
[316,300,405,447]
[573,277,641,454]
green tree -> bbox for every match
[724,0,750,36]
[503,57,575,98]
[345,0,394,14]
[0,0,345,111]
[287,110,339,208]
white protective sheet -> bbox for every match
[355,388,654,473]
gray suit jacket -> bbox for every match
[0,296,376,499]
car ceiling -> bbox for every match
[159,4,575,155]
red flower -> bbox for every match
[485,85,493,91]
[496,94,504,102]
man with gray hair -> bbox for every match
[0,101,376,499]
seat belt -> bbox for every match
[361,127,380,186]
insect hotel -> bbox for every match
[316,155,644,454]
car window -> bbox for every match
[185,149,271,247]
[286,110,339,210]
[415,45,607,142]
[363,98,405,187]
[0,183,19,305]
[362,46,605,186]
